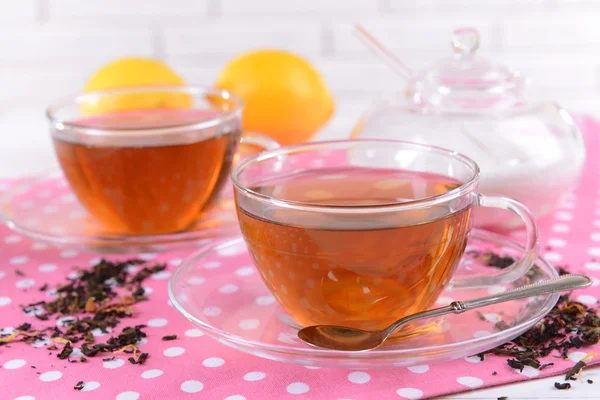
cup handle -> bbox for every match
[449,194,540,289]
[240,131,280,151]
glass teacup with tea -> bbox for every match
[46,86,277,236]
[232,140,539,332]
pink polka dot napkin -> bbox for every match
[1,116,600,400]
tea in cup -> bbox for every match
[47,86,277,235]
[232,140,539,331]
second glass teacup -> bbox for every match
[232,139,539,331]
[46,85,278,236]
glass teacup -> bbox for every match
[46,86,278,236]
[232,140,538,331]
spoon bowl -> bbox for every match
[298,325,387,352]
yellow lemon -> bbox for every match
[215,49,335,145]
[82,57,191,115]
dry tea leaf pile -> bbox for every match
[0,259,171,366]
[474,251,600,388]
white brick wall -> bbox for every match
[0,0,36,20]
[47,0,210,18]
[163,19,323,58]
[1,0,600,176]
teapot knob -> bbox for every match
[451,27,480,56]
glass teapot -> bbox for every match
[351,27,586,230]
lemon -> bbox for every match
[82,57,191,115]
[215,49,335,145]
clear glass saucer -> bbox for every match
[168,229,559,368]
[0,170,240,254]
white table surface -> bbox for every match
[2,105,600,400]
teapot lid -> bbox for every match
[407,27,525,110]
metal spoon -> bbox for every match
[298,274,592,352]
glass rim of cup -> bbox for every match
[45,85,243,138]
[231,138,481,213]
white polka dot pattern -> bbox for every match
[103,359,125,369]
[396,388,424,399]
[147,318,168,327]
[202,357,225,367]
[456,376,483,388]
[238,319,260,330]
[244,372,266,381]
[116,391,140,400]
[2,121,600,400]
[163,347,185,357]
[180,380,203,393]
[0,296,12,307]
[39,371,62,382]
[80,382,100,392]
[348,371,371,384]
[286,382,309,394]
[407,365,430,373]
[184,329,204,337]
[3,359,26,369]
[141,370,163,379]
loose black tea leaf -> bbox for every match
[15,269,25,276]
[554,382,571,390]
[492,371,497,376]
[162,335,177,341]
[57,342,73,360]
[494,320,510,331]
[506,356,541,372]
[507,359,525,372]
[74,381,84,391]
[1,258,160,367]
[498,397,508,400]
[570,336,583,348]
[130,264,166,284]
[128,352,149,365]
[132,286,145,298]
[539,362,554,371]
[565,359,587,380]
[471,254,600,377]
[16,323,31,331]
[588,379,594,384]
[477,253,514,269]
[39,283,48,291]
[475,311,486,321]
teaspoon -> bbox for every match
[354,24,413,81]
[298,274,592,352]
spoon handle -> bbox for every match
[354,24,413,81]
[451,274,591,313]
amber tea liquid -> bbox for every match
[53,109,239,235]
[236,168,473,330]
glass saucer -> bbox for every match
[169,229,559,368]
[0,170,240,253]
